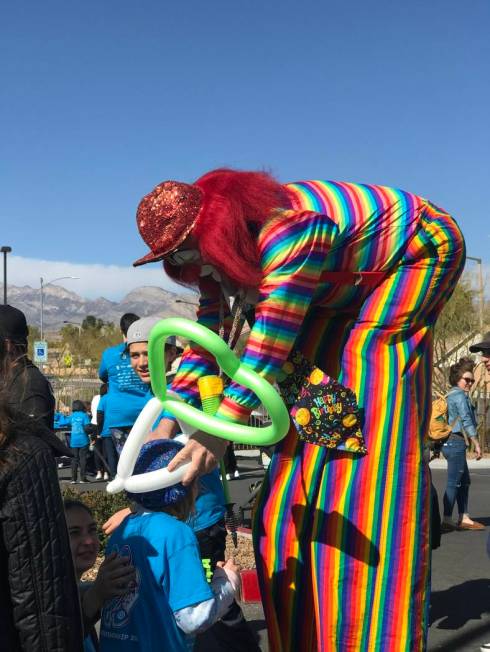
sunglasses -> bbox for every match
[462,377,475,384]
[165,249,201,266]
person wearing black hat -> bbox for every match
[0,304,55,430]
[0,312,84,650]
[470,332,490,373]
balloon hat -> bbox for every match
[106,318,290,494]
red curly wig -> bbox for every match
[163,168,290,289]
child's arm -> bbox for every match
[103,507,132,535]
[174,559,240,635]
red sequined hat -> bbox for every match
[133,181,204,267]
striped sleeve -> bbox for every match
[170,275,232,408]
[216,210,336,423]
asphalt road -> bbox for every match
[60,453,490,651]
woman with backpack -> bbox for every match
[441,358,484,532]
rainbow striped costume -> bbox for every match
[171,180,465,651]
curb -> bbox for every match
[430,459,490,469]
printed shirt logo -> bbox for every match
[101,544,140,637]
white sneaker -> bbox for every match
[234,470,240,479]
[103,472,109,481]
[58,462,64,469]
[70,480,76,484]
[225,473,231,481]
[95,471,102,480]
[480,644,490,651]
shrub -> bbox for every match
[62,487,129,551]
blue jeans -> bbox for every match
[442,435,470,517]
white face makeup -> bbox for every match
[165,249,201,266]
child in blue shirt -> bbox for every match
[100,439,240,652]
[67,400,91,484]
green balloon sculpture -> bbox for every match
[148,318,290,445]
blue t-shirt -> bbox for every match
[192,470,226,533]
[96,395,112,437]
[54,412,69,429]
[67,411,91,447]
[100,511,213,652]
[99,343,150,429]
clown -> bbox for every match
[133,169,465,651]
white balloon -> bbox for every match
[106,396,192,495]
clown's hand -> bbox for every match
[166,431,228,485]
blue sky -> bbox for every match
[1,0,489,299]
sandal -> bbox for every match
[457,520,485,531]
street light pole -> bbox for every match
[40,276,80,340]
[466,256,484,333]
[1,246,12,304]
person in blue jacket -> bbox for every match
[68,400,91,484]
[98,313,149,465]
[441,358,484,532]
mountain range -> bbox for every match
[3,284,197,331]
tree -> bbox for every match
[432,277,479,393]
[82,315,105,332]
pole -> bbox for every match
[466,256,484,333]
[3,251,6,305]
[40,277,44,341]
[1,246,12,304]
[477,259,484,334]
[466,256,486,451]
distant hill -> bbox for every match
[4,284,197,331]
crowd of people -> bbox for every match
[0,167,489,651]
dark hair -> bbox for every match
[63,499,94,518]
[120,313,140,336]
[0,365,48,469]
[72,400,86,413]
[448,357,475,387]
[100,383,108,396]
[0,338,30,465]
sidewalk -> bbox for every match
[430,457,490,469]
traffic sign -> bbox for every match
[33,340,48,363]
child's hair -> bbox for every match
[126,439,196,522]
[151,485,196,522]
[72,399,86,413]
[64,498,94,518]
[448,357,474,387]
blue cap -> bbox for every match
[126,439,188,510]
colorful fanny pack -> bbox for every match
[277,349,367,455]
